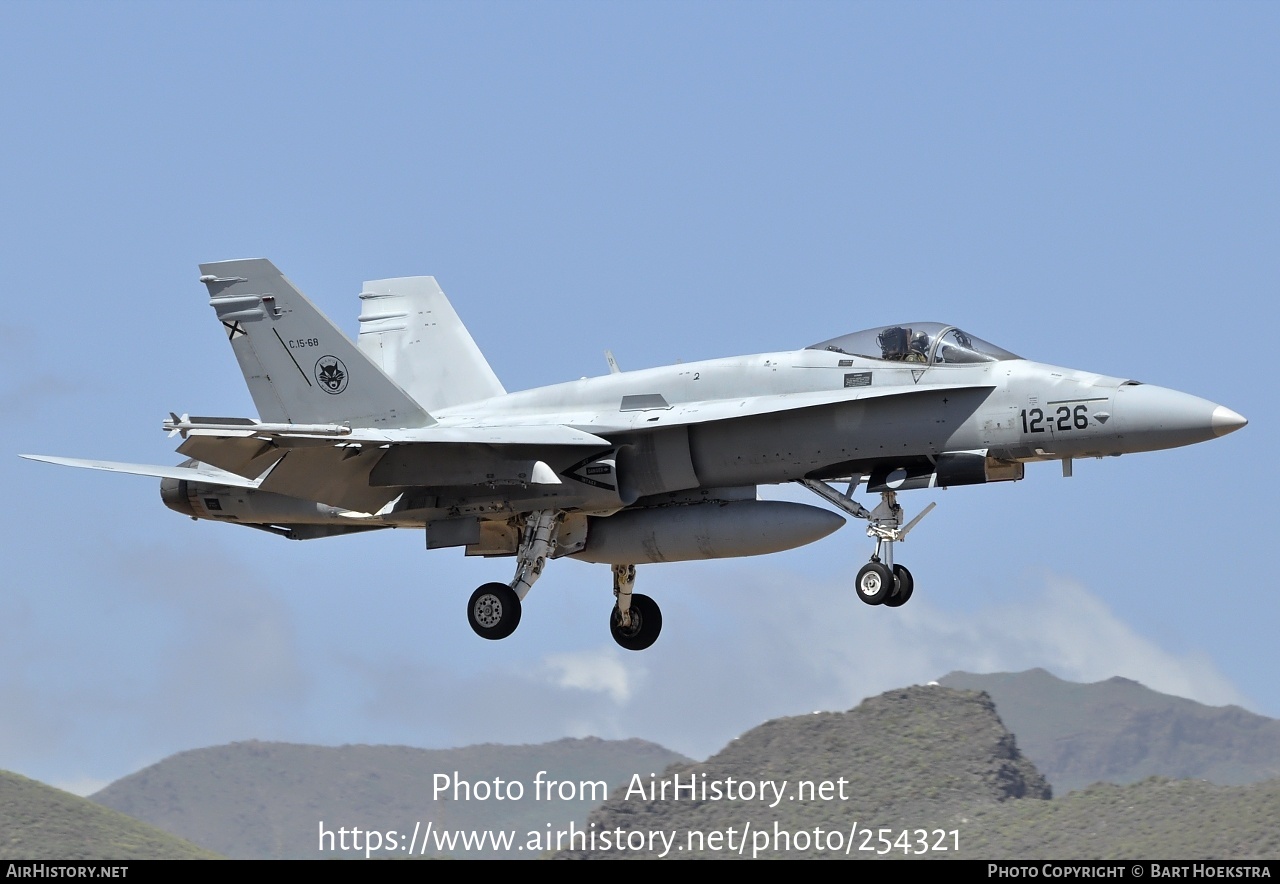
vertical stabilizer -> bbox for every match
[357,276,506,411]
[199,259,432,428]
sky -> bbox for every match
[0,1,1275,797]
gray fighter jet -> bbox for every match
[24,260,1247,650]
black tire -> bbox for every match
[467,583,521,640]
[884,564,914,607]
[610,593,662,651]
[855,562,893,605]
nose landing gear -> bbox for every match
[798,479,932,608]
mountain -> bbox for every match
[555,685,1051,859]
[91,737,690,859]
[0,770,217,860]
[83,673,1280,860]
[552,685,1280,860]
[939,669,1280,795]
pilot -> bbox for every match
[905,331,930,363]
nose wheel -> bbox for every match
[855,561,894,604]
[854,561,913,606]
[798,480,930,609]
[884,564,914,607]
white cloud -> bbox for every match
[542,648,635,704]
[331,567,1252,763]
[966,574,1250,707]
[520,568,1256,759]
[730,568,1252,708]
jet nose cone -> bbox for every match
[1115,384,1245,453]
[1211,405,1248,437]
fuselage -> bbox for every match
[162,322,1246,546]
[434,340,1238,479]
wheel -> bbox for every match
[855,562,893,605]
[467,583,521,640]
[884,564,914,607]
[610,593,662,651]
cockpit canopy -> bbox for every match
[808,323,1020,365]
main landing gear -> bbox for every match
[465,511,663,650]
[798,479,934,609]
[609,564,662,651]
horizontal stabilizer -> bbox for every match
[19,455,262,490]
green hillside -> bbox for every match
[0,770,217,860]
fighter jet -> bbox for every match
[23,260,1247,650]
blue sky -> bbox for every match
[1,1,1274,795]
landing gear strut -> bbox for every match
[467,509,561,640]
[798,479,933,608]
